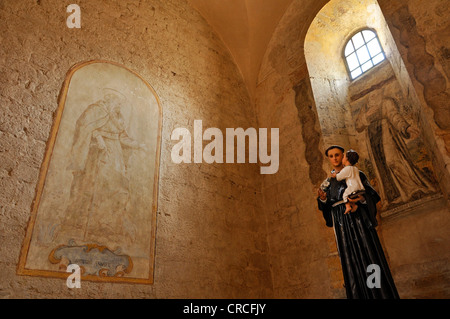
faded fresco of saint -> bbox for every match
[355,86,439,210]
[18,61,162,284]
[62,89,147,244]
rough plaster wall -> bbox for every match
[378,196,450,298]
[255,0,339,299]
[0,0,272,298]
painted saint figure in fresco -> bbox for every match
[356,95,438,208]
[61,90,147,244]
[19,62,161,284]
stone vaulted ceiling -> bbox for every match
[187,0,295,100]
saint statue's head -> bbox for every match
[325,145,345,169]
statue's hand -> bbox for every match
[348,194,365,203]
[318,188,327,201]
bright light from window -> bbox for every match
[344,29,385,80]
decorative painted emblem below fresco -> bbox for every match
[49,242,133,277]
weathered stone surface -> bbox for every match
[0,0,271,298]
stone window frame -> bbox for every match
[343,28,386,80]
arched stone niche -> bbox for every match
[304,0,442,213]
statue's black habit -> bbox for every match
[318,171,400,299]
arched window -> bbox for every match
[344,29,385,80]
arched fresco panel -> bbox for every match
[18,61,162,284]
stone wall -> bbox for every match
[376,0,450,298]
[378,0,450,197]
[0,0,271,298]
[255,0,336,298]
